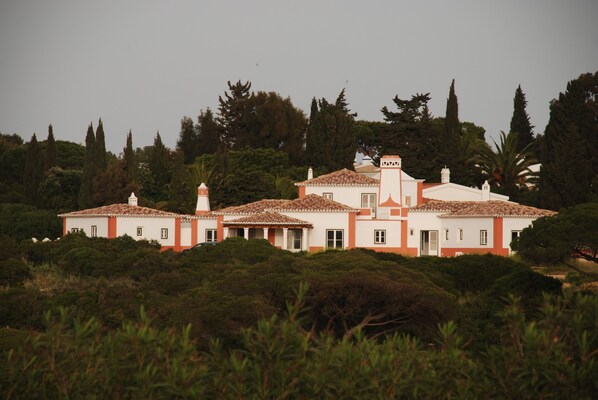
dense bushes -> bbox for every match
[0,203,62,241]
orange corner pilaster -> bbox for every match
[191,219,198,246]
[401,220,408,249]
[107,217,117,239]
[493,217,504,255]
[62,218,67,236]
[217,215,224,242]
[348,213,356,249]
[298,186,306,198]
[417,181,423,205]
[174,218,181,251]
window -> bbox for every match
[480,230,488,245]
[206,229,217,242]
[361,193,377,216]
[287,229,302,250]
[70,228,79,234]
[374,229,386,244]
[459,228,464,241]
[326,229,344,249]
[91,225,97,238]
[322,192,334,201]
[410,229,414,236]
[161,228,168,239]
[445,229,449,241]
[405,196,411,207]
[137,227,143,237]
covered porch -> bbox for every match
[222,212,312,252]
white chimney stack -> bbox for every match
[128,192,138,206]
[481,180,490,201]
[307,167,313,180]
[441,167,451,184]
[195,183,211,215]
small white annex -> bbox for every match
[60,155,555,256]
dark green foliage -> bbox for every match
[539,71,598,210]
[78,124,96,209]
[55,140,85,170]
[94,119,107,171]
[196,108,220,155]
[123,130,136,183]
[176,116,198,164]
[510,85,535,152]
[23,134,44,206]
[44,124,57,170]
[92,160,139,206]
[147,132,171,201]
[0,203,61,241]
[166,151,194,213]
[513,202,598,270]
[305,89,357,170]
[38,167,81,212]
[217,80,252,149]
[0,258,31,286]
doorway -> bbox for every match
[420,230,438,256]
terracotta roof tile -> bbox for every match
[213,199,291,215]
[223,212,312,227]
[296,168,379,186]
[269,194,358,213]
[411,200,556,217]
[59,204,184,218]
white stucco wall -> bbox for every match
[180,220,192,247]
[424,184,509,202]
[355,219,402,248]
[440,217,494,250]
[304,186,378,210]
[503,217,535,252]
[117,217,175,247]
[198,218,218,243]
[65,217,108,237]
[407,212,443,250]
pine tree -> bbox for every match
[177,116,199,164]
[510,85,535,152]
[45,124,57,170]
[196,108,221,155]
[95,119,107,171]
[23,134,44,205]
[123,130,136,183]
[78,124,96,209]
[217,80,252,149]
[539,72,598,210]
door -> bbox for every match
[420,230,439,256]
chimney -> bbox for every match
[441,166,450,184]
[195,183,211,215]
[481,180,490,201]
[378,155,403,207]
[362,156,372,166]
[128,192,138,206]
[307,167,313,180]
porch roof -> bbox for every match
[222,212,313,228]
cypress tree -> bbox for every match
[217,80,252,149]
[149,132,171,197]
[123,130,136,183]
[177,116,199,164]
[196,108,221,155]
[441,79,470,185]
[95,119,107,171]
[167,151,194,213]
[45,124,57,170]
[539,72,598,210]
[510,85,535,152]
[78,124,96,209]
[305,98,321,167]
[23,134,44,206]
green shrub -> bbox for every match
[0,258,31,286]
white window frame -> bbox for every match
[326,229,344,249]
[480,230,488,245]
[458,228,464,242]
[70,228,79,234]
[206,229,217,243]
[91,225,97,238]
[445,229,449,241]
[361,193,377,216]
[161,228,168,239]
[322,192,334,201]
[374,229,386,244]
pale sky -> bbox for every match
[1,0,597,155]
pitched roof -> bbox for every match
[212,199,291,215]
[222,212,312,227]
[58,204,184,218]
[411,200,556,218]
[269,194,358,213]
[296,168,379,187]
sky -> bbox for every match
[1,0,597,155]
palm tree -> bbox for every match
[477,131,538,198]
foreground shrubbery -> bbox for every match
[2,289,597,399]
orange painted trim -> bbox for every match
[298,186,306,198]
[195,210,209,215]
[348,213,356,249]
[62,218,67,236]
[390,208,402,216]
[107,217,117,239]
[308,246,324,252]
[363,246,418,256]
[380,195,401,207]
[191,219,198,246]
[493,217,503,253]
[401,220,408,249]
[401,208,408,217]
[174,218,181,251]
[358,208,371,216]
[268,228,276,245]
[217,215,224,242]
[417,181,423,205]
[441,247,510,257]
